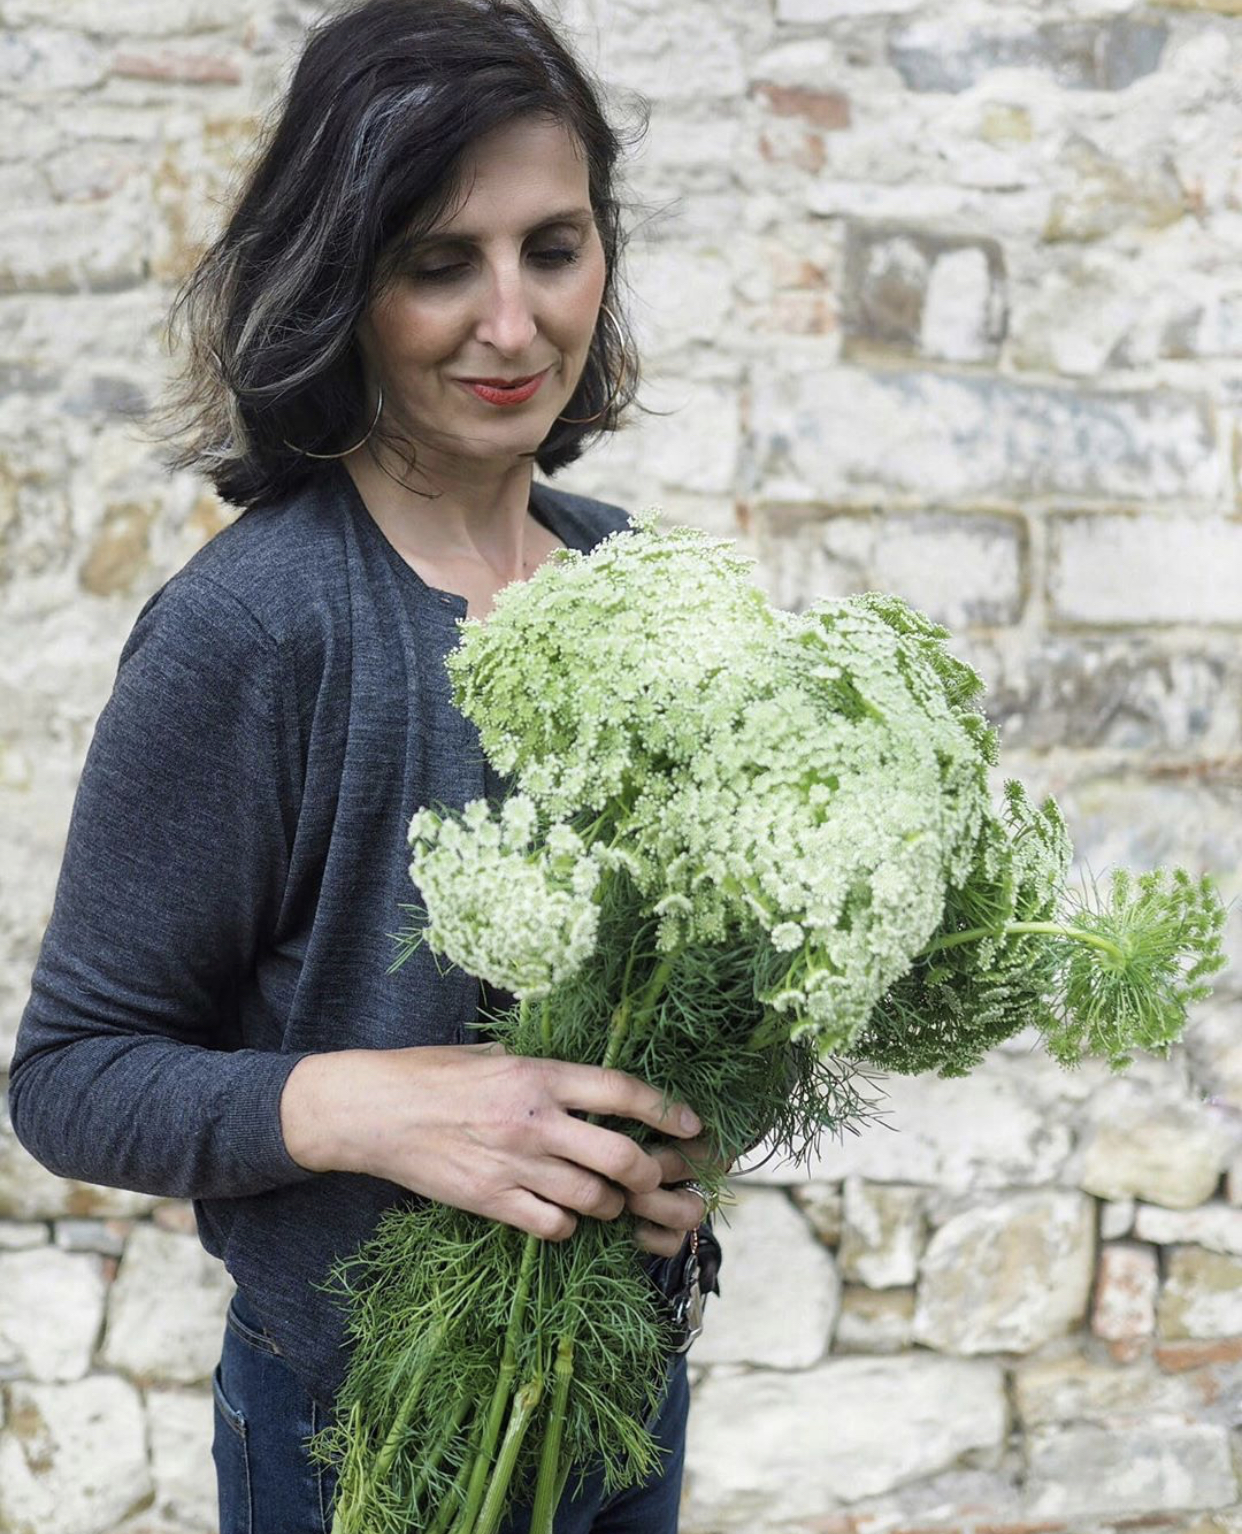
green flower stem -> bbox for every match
[923,920,1128,965]
[428,1404,486,1534]
[329,1403,368,1534]
[529,1335,575,1534]
[453,1233,541,1534]
[630,953,677,1037]
[553,1447,574,1515]
[473,1375,545,1534]
[371,1326,443,1483]
[407,1390,473,1520]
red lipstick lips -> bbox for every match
[458,369,549,407]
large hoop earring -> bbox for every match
[284,387,384,460]
[558,304,633,426]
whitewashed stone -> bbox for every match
[101,1226,233,1384]
[0,192,152,295]
[758,507,1025,628]
[1101,1197,1137,1239]
[738,1064,1072,1191]
[752,38,846,88]
[2,0,255,31]
[777,0,920,17]
[0,1222,48,1250]
[685,1355,1005,1523]
[790,1182,842,1246]
[557,374,740,510]
[1158,1247,1242,1339]
[1077,1079,1233,1210]
[838,1178,923,1288]
[1185,992,1242,1110]
[693,1188,839,1368]
[633,377,740,495]
[1045,136,1187,243]
[1025,1419,1237,1517]
[0,1248,106,1382]
[1009,259,1145,378]
[0,30,106,92]
[1014,1352,1201,1427]
[920,246,997,362]
[0,1097,159,1221]
[888,18,1168,94]
[1051,514,1242,627]
[750,365,1219,506]
[145,1388,217,1531]
[54,1218,131,1257]
[587,0,752,102]
[1091,1242,1158,1343]
[834,1287,915,1353]
[628,243,733,360]
[1135,1201,1242,1255]
[914,1192,1094,1354]
[0,1376,151,1534]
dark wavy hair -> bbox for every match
[164,0,645,510]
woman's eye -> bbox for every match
[410,262,468,283]
[531,247,580,269]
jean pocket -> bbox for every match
[225,1293,283,1357]
[212,1363,253,1534]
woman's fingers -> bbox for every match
[542,1060,701,1140]
[648,1135,720,1182]
[622,1134,724,1247]
[625,1181,707,1234]
[495,1188,579,1243]
[538,1114,664,1196]
[525,1154,628,1223]
[632,1219,687,1258]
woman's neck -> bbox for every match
[344,445,539,583]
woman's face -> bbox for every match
[358,116,608,476]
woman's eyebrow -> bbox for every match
[419,208,595,244]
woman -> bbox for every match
[8,2,719,1529]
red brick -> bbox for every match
[112,50,243,85]
[1092,1243,1159,1343]
[1156,1336,1242,1372]
[753,82,851,130]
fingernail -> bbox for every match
[680,1109,701,1135]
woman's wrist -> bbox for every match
[280,1051,362,1175]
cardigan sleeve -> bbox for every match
[7,573,316,1200]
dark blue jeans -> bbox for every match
[212,1288,690,1534]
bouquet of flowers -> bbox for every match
[316,515,1226,1534]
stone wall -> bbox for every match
[1,1,1240,1531]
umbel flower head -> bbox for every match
[408,796,600,999]
[408,515,993,1047]
[406,512,1225,1061]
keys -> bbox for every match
[669,1228,706,1355]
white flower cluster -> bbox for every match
[408,796,600,999]
[421,515,1000,1047]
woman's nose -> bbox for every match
[475,269,538,355]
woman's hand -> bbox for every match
[280,1043,704,1243]
[625,1137,727,1257]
